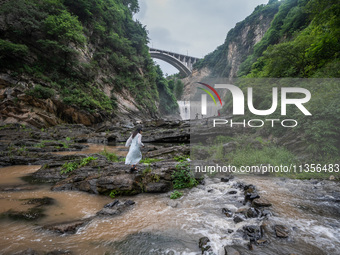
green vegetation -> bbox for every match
[170,190,183,199]
[34,140,53,148]
[60,156,97,174]
[239,0,339,78]
[100,148,120,162]
[0,0,178,116]
[173,155,190,162]
[0,40,29,69]
[60,162,78,174]
[196,0,340,162]
[228,146,297,167]
[142,165,152,175]
[173,79,184,100]
[155,66,179,115]
[219,78,340,161]
[34,139,70,149]
[140,158,162,164]
[172,162,198,189]
[192,134,298,165]
[109,190,119,199]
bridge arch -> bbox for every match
[149,48,200,77]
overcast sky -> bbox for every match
[135,0,269,75]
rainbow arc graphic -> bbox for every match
[197,82,222,115]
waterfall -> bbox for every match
[177,100,222,120]
[177,101,190,120]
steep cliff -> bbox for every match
[191,0,340,160]
[0,0,178,128]
[194,0,281,78]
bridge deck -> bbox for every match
[149,48,200,61]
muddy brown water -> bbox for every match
[53,143,128,157]
[0,144,340,254]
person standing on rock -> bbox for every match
[125,127,144,172]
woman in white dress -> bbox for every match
[125,127,144,171]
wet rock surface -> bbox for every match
[198,236,213,254]
[13,247,73,254]
[224,246,240,255]
[96,199,135,216]
[43,219,92,234]
[252,198,272,208]
[274,224,290,238]
[43,160,176,195]
[1,197,55,221]
[222,208,233,218]
[0,123,191,196]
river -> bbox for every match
[0,144,339,254]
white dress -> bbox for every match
[125,133,144,165]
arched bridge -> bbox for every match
[149,48,201,77]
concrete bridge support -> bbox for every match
[149,48,200,77]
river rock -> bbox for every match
[233,182,245,190]
[144,182,172,193]
[228,190,237,195]
[256,239,268,245]
[221,175,234,182]
[222,208,233,218]
[243,184,256,194]
[23,197,55,206]
[245,208,261,218]
[145,145,190,159]
[2,208,45,221]
[244,192,260,204]
[274,225,289,238]
[224,246,240,255]
[13,248,39,255]
[46,250,73,255]
[252,198,272,207]
[96,200,135,216]
[49,161,178,196]
[43,219,91,234]
[1,196,55,221]
[243,225,262,242]
[233,215,245,224]
[198,237,213,254]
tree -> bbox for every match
[43,10,86,45]
[174,80,184,100]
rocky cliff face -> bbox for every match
[0,0,177,128]
[180,3,279,102]
[0,73,151,128]
[193,1,280,79]
[181,68,211,100]
[0,74,104,127]
[224,14,273,78]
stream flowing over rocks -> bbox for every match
[0,123,339,254]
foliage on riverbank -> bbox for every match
[0,0,178,116]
